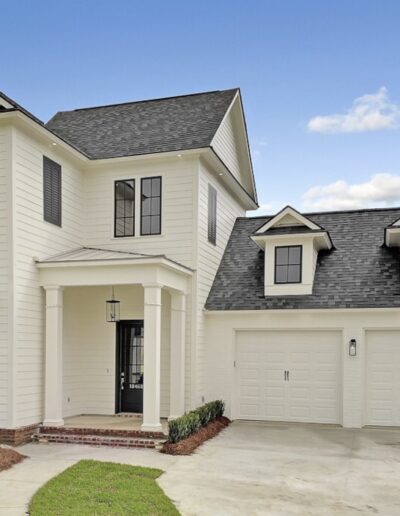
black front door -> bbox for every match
[117,320,144,413]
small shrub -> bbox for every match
[168,400,225,443]
[168,412,201,444]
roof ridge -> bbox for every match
[50,88,239,116]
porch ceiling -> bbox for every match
[36,247,192,293]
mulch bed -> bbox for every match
[161,416,230,455]
[0,446,26,472]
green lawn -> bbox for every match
[29,460,180,516]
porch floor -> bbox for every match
[63,415,169,434]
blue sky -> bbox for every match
[2,0,400,214]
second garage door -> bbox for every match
[236,330,341,424]
[366,330,400,426]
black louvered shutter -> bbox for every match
[43,156,62,226]
[208,184,217,245]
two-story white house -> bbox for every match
[0,88,399,446]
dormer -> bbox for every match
[385,217,400,248]
[251,206,333,296]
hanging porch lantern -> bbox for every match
[106,286,120,322]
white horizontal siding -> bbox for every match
[194,161,245,404]
[63,285,172,418]
[212,109,242,183]
[0,125,11,427]
[212,98,254,196]
[83,157,197,269]
[13,127,84,427]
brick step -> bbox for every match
[33,432,161,449]
[39,426,166,440]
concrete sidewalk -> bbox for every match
[2,422,400,515]
[0,442,176,515]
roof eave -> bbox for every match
[0,109,90,162]
[250,231,333,250]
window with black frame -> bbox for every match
[141,176,161,235]
[274,245,302,284]
[114,179,135,237]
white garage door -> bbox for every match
[366,330,400,426]
[236,330,341,424]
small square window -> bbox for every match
[274,245,302,284]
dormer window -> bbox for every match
[251,206,333,296]
[275,245,302,284]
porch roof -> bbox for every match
[36,247,192,292]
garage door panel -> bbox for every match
[315,387,337,400]
[239,385,259,397]
[366,331,400,426]
[265,404,286,419]
[236,331,341,424]
[239,403,259,418]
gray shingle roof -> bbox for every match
[45,89,238,159]
[206,208,400,310]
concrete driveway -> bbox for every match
[159,421,400,515]
[2,421,400,515]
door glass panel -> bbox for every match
[128,327,144,390]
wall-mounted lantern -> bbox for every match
[106,286,120,323]
[349,339,357,357]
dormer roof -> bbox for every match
[255,205,323,233]
[251,205,333,251]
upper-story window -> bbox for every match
[115,180,135,237]
[208,184,217,245]
[43,156,62,227]
[141,176,161,235]
[274,245,302,284]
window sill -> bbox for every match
[111,234,165,241]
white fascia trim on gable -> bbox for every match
[210,91,258,204]
[256,206,322,233]
[0,95,15,109]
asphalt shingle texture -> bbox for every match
[205,208,400,310]
[45,89,238,159]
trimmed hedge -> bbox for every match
[168,400,225,444]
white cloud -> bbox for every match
[307,87,400,134]
[302,173,400,211]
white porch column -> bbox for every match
[169,292,186,420]
[141,283,163,432]
[43,286,64,426]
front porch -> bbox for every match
[37,248,192,434]
[63,414,169,434]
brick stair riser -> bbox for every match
[39,426,165,440]
[33,434,156,449]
